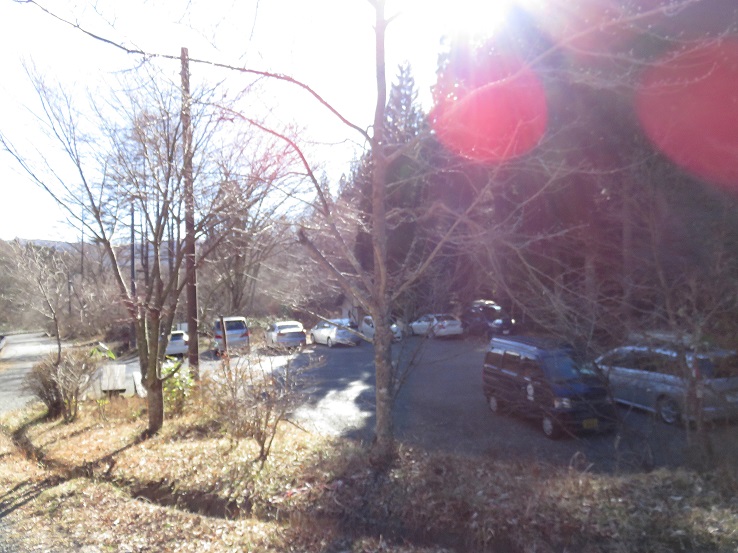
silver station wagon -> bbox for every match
[595,345,738,424]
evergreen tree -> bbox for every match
[351,63,426,278]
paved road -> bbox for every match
[294,336,738,473]
[0,333,59,416]
[3,333,737,474]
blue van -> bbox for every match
[482,336,616,439]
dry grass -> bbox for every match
[1,397,738,553]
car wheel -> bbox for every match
[310,333,317,345]
[657,397,681,425]
[327,337,333,348]
[542,415,562,439]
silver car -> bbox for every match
[213,316,251,354]
[595,345,738,424]
[358,315,403,342]
[310,318,361,347]
[265,320,307,350]
[408,313,464,338]
[164,330,189,357]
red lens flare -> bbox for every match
[636,40,738,189]
[432,57,547,163]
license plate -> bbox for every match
[582,418,599,430]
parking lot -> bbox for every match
[3,332,737,474]
[293,335,738,474]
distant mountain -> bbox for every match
[8,238,81,252]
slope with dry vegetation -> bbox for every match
[1,395,737,553]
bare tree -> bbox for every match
[198,127,306,316]
[9,241,70,360]
[2,64,246,435]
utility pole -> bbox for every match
[181,46,200,379]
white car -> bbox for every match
[408,313,464,338]
[359,315,403,342]
[165,330,189,357]
[213,316,251,354]
[310,318,362,347]
[265,320,307,350]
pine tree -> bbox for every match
[351,63,426,273]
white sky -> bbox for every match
[0,0,515,242]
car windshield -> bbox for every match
[215,320,247,332]
[278,324,301,332]
[436,315,456,322]
[329,320,357,329]
[542,352,583,383]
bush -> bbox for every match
[25,354,65,420]
[24,345,112,422]
[161,359,194,416]
[204,352,306,466]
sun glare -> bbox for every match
[400,0,515,41]
[444,0,516,38]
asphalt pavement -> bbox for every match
[0,332,59,416]
[3,333,737,474]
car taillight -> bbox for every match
[215,333,223,339]
[242,330,250,337]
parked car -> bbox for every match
[265,320,307,350]
[461,299,516,336]
[213,316,251,354]
[359,315,403,342]
[164,330,189,357]
[309,318,361,347]
[408,313,464,338]
[483,335,616,439]
[595,344,738,424]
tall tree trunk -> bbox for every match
[370,0,394,462]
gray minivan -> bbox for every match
[595,345,738,424]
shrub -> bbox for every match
[24,345,113,422]
[161,358,194,416]
[204,352,306,466]
[25,354,65,420]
